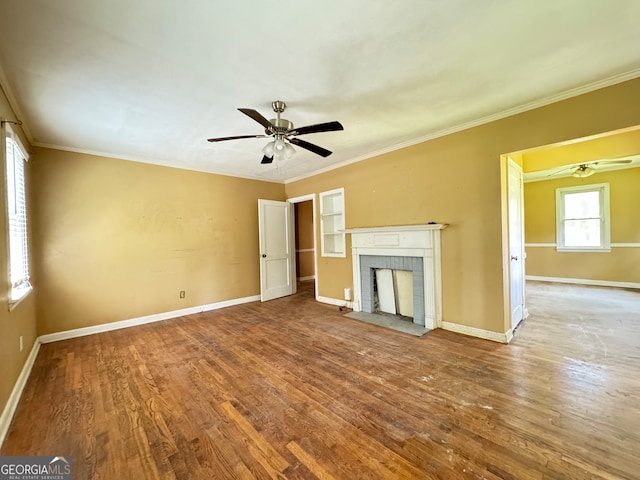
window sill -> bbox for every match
[556,247,611,253]
[8,286,33,312]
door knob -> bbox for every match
[511,255,518,261]
[261,254,267,258]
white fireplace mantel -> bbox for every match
[344,224,447,330]
[343,224,448,234]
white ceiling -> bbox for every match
[1,1,640,183]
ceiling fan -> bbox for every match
[549,158,633,178]
[207,100,344,164]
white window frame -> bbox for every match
[555,183,611,252]
[4,123,32,308]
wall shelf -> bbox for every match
[320,188,346,257]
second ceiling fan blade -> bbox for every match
[261,155,273,164]
[289,137,332,157]
[290,121,344,136]
[597,159,633,165]
[238,108,274,130]
[207,134,267,142]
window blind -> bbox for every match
[5,126,31,303]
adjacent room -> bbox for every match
[0,1,639,478]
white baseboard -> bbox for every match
[0,339,41,447]
[526,275,640,289]
[441,321,510,344]
[525,243,640,248]
[505,328,514,343]
[316,295,353,310]
[297,275,315,281]
[39,294,261,344]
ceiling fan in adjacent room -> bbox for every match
[550,158,633,178]
[207,100,344,164]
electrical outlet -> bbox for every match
[19,336,23,352]
[179,290,185,299]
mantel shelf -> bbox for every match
[343,224,448,234]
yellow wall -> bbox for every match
[524,167,640,283]
[0,92,38,418]
[32,148,285,335]
[285,78,640,334]
[295,201,315,279]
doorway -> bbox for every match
[289,194,318,298]
[502,126,640,340]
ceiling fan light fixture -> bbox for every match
[274,137,286,152]
[267,137,296,163]
[283,142,295,160]
[572,165,595,178]
[262,140,275,157]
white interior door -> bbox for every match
[507,159,526,329]
[258,199,296,302]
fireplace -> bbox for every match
[345,224,447,329]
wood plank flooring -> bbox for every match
[2,281,639,479]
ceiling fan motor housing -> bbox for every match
[267,117,293,134]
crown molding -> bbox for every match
[32,141,286,184]
[285,68,640,184]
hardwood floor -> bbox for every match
[2,281,639,479]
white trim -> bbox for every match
[441,321,510,344]
[556,247,611,253]
[285,69,640,184]
[39,295,260,344]
[33,142,287,184]
[287,193,315,204]
[526,243,640,248]
[343,224,448,233]
[505,328,514,343]
[316,295,353,310]
[319,188,346,258]
[0,339,40,447]
[297,275,315,281]
[526,275,640,289]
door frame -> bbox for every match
[500,155,527,342]
[287,193,318,300]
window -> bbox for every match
[4,125,31,306]
[320,187,346,257]
[556,183,610,252]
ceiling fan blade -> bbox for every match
[261,155,273,164]
[289,121,344,136]
[238,108,274,130]
[595,159,633,165]
[207,134,267,142]
[545,166,575,177]
[289,137,332,157]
